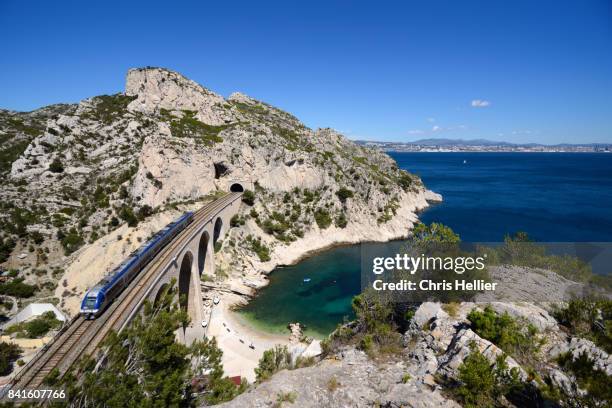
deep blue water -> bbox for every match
[391,152,612,242]
[239,153,612,336]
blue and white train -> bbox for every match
[80,211,194,319]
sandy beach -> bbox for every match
[205,292,292,382]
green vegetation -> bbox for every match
[314,208,332,229]
[247,235,271,262]
[552,298,612,353]
[59,281,245,406]
[451,345,524,408]
[335,187,354,203]
[0,237,16,263]
[0,139,30,173]
[162,109,227,145]
[230,214,246,227]
[0,341,22,376]
[396,171,415,191]
[242,189,255,206]
[411,222,460,245]
[232,100,269,116]
[467,306,541,366]
[2,206,42,237]
[275,390,297,405]
[146,171,162,189]
[556,351,612,406]
[4,311,62,338]
[0,278,37,298]
[403,223,489,302]
[335,212,348,228]
[322,290,402,357]
[49,157,64,173]
[482,232,596,283]
[261,211,299,242]
[119,205,138,227]
[81,94,137,124]
[57,227,85,255]
[255,345,292,382]
[377,197,399,224]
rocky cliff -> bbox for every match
[0,67,440,314]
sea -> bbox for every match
[238,152,612,337]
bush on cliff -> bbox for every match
[0,341,22,376]
[255,345,292,382]
[242,190,255,206]
[552,297,612,353]
[467,306,541,366]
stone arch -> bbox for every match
[197,231,210,276]
[178,252,193,318]
[229,183,244,192]
[213,217,223,245]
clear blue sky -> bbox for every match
[1,0,610,144]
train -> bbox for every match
[80,211,194,319]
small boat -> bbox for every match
[303,278,311,283]
[463,160,467,164]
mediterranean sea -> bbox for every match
[238,152,612,337]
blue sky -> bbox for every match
[0,1,610,144]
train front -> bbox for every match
[80,286,105,319]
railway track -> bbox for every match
[8,193,241,391]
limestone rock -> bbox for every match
[125,67,234,125]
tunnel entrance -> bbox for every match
[198,232,210,275]
[229,183,244,192]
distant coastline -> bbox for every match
[356,138,612,153]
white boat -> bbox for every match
[303,278,311,283]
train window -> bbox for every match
[84,297,97,309]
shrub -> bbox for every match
[453,346,525,408]
[276,391,297,404]
[327,376,340,392]
[119,206,138,227]
[456,346,497,407]
[49,157,64,173]
[557,351,612,405]
[242,190,255,206]
[552,298,612,353]
[0,278,37,298]
[60,227,84,255]
[314,209,332,229]
[137,205,153,220]
[397,171,414,191]
[167,110,226,145]
[335,187,354,203]
[0,342,22,376]
[0,238,16,263]
[6,311,62,338]
[248,237,271,262]
[467,307,541,366]
[230,215,245,227]
[29,230,44,244]
[335,212,348,228]
[255,345,291,382]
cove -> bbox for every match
[238,241,403,338]
[237,153,612,337]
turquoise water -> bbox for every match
[238,153,612,336]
